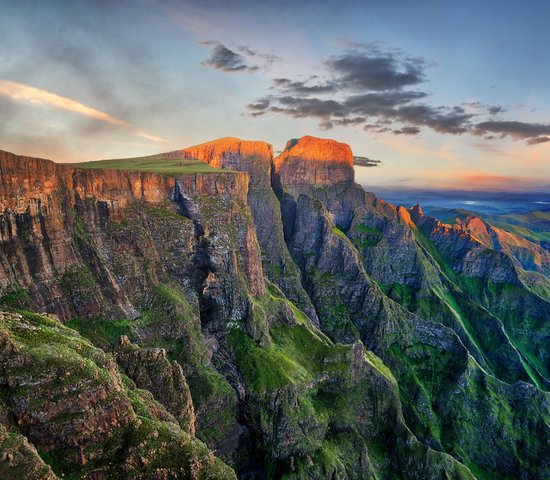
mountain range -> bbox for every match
[0,136,548,479]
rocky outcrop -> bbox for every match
[0,149,264,320]
[0,424,58,480]
[116,336,196,435]
[0,148,270,462]
[167,137,273,188]
[456,215,550,275]
[0,310,236,479]
[1,140,549,480]
[274,136,365,230]
[229,295,476,480]
[274,136,354,189]
[168,138,320,325]
[408,207,550,382]
[272,139,550,479]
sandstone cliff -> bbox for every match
[167,137,320,325]
[0,140,549,480]
[274,136,355,188]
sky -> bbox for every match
[1,0,549,191]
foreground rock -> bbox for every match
[0,310,236,479]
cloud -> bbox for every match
[474,121,550,145]
[0,80,167,143]
[327,50,426,91]
[245,42,548,146]
[200,41,281,73]
[246,44,477,135]
[272,77,337,95]
[395,105,473,134]
[0,79,126,126]
[272,96,349,118]
[393,126,421,135]
[344,90,427,113]
[527,136,550,145]
[237,46,281,65]
[353,155,381,167]
[201,42,258,72]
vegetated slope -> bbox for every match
[0,310,236,479]
[0,141,549,480]
[424,205,550,248]
[489,208,550,242]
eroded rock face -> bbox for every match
[166,137,273,187]
[0,310,236,479]
[1,140,549,480]
[274,136,365,230]
[0,149,264,319]
[0,423,58,480]
[168,138,320,325]
[280,192,550,480]
[116,336,196,435]
[274,136,354,190]
[456,215,550,275]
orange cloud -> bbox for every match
[0,80,167,143]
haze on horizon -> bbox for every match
[1,0,549,191]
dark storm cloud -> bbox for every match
[272,78,337,95]
[201,42,258,72]
[243,42,547,145]
[474,120,550,140]
[327,51,426,91]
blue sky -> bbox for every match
[1,0,549,190]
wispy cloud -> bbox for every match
[0,80,167,143]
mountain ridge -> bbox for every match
[0,137,548,479]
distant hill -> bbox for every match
[424,206,550,247]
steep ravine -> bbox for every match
[1,140,549,480]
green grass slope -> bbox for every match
[70,154,223,175]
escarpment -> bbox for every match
[166,137,273,187]
[168,137,320,325]
[274,135,355,188]
[0,310,236,479]
[0,138,549,480]
[274,136,366,230]
[0,149,263,320]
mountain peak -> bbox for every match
[279,135,353,165]
[274,136,354,189]
[408,204,424,221]
[164,137,274,186]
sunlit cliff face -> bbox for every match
[165,137,274,187]
[274,135,355,188]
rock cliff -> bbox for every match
[0,138,549,480]
[167,137,320,324]
[274,136,355,188]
